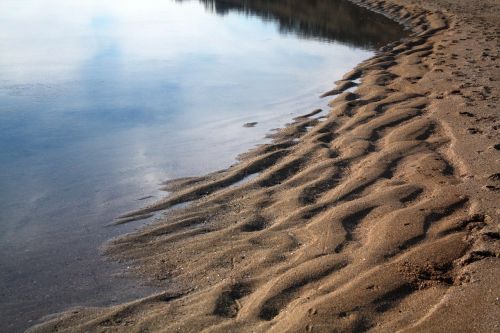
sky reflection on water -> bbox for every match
[0,0,405,331]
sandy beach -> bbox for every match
[27,0,499,332]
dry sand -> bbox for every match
[28,0,499,332]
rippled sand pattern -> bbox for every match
[28,0,499,332]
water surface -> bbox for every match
[0,0,406,331]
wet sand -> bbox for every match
[28,0,499,332]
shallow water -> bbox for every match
[0,0,406,331]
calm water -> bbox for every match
[0,0,406,331]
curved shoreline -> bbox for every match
[29,0,499,332]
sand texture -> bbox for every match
[28,0,499,332]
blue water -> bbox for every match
[0,0,405,331]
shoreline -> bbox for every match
[28,0,499,332]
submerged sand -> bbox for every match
[28,0,499,332]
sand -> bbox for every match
[27,0,499,332]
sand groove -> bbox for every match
[28,0,499,332]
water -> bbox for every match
[0,0,406,331]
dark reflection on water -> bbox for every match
[0,0,406,332]
[192,0,406,48]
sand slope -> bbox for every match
[28,0,499,332]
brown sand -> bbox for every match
[28,0,499,332]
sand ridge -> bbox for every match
[27,0,499,332]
